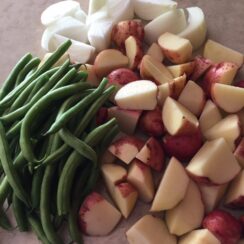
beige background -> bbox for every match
[0,0,243,243]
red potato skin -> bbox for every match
[203,209,242,244]
[127,36,144,70]
[187,172,219,186]
[116,182,137,197]
[139,106,165,137]
[163,129,203,161]
[79,192,104,234]
[107,68,139,86]
[226,196,244,209]
[143,137,165,172]
[239,216,244,232]
[190,56,213,81]
[235,80,244,88]
[111,20,144,51]
[201,62,238,95]
[96,107,108,126]
[112,136,145,156]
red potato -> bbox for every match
[146,43,164,63]
[100,150,116,164]
[138,106,165,137]
[186,138,241,185]
[108,106,142,135]
[190,56,213,81]
[236,80,244,88]
[127,159,155,203]
[114,182,138,218]
[225,170,244,208]
[140,54,173,85]
[167,61,195,78]
[234,138,244,167]
[111,20,144,50]
[238,110,244,136]
[178,80,206,117]
[136,137,165,172]
[211,83,244,113]
[201,62,239,95]
[125,36,144,70]
[108,135,144,165]
[79,64,100,87]
[203,210,242,244]
[163,129,203,161]
[158,32,193,64]
[94,49,129,78]
[162,97,199,136]
[79,192,121,236]
[96,107,108,126]
[107,68,139,86]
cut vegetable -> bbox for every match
[41,0,81,26]
[144,9,187,44]
[51,34,95,63]
[134,0,177,21]
[178,7,207,51]
[41,16,88,51]
[115,80,158,110]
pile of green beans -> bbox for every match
[0,40,119,244]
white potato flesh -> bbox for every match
[134,0,177,21]
[145,9,187,44]
[126,215,177,244]
[115,80,157,110]
[178,7,207,51]
[50,34,95,63]
[41,16,88,51]
[41,0,81,26]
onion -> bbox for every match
[41,16,88,51]
[41,0,80,26]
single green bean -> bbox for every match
[41,86,115,167]
[20,82,91,163]
[57,118,117,215]
[0,40,71,108]
[27,214,51,244]
[46,78,108,135]
[70,71,88,84]
[12,194,28,231]
[59,128,97,162]
[31,167,44,209]
[0,53,32,100]
[15,57,41,85]
[0,121,30,206]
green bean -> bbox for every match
[1,63,73,124]
[28,214,51,244]
[57,118,117,215]
[70,71,88,84]
[40,134,64,244]
[0,40,72,108]
[6,120,21,139]
[1,75,50,124]
[0,121,30,206]
[0,152,27,209]
[12,194,28,231]
[31,167,44,209]
[15,57,41,86]
[41,86,115,167]
[9,67,59,112]
[68,166,91,244]
[59,128,97,162]
[0,53,32,100]
[0,208,12,230]
[46,78,108,135]
[20,82,91,163]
